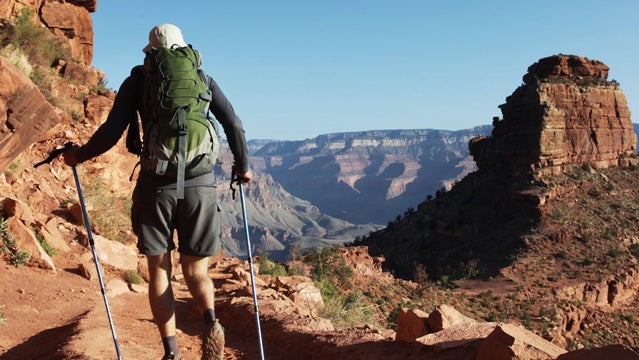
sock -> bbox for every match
[162,335,179,356]
[203,308,216,324]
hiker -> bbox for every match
[63,23,252,360]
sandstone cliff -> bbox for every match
[358,55,639,351]
[469,54,637,176]
[249,128,489,225]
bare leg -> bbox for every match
[147,253,176,337]
[181,254,224,360]
[180,254,215,314]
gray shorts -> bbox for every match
[131,184,221,256]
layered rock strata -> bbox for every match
[470,55,637,176]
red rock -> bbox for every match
[395,308,429,342]
[428,304,477,332]
[470,55,637,177]
[475,323,567,360]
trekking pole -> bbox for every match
[35,143,122,360]
[232,175,266,360]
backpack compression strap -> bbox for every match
[152,107,187,199]
[176,107,187,199]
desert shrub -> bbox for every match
[0,8,67,67]
[0,305,5,326]
[607,248,624,259]
[124,270,143,285]
[320,289,376,328]
[486,311,499,322]
[1,217,31,266]
[257,251,287,277]
[81,176,132,243]
[587,188,601,198]
[624,314,635,324]
[303,247,377,327]
[412,263,428,295]
[70,110,82,121]
[3,159,22,179]
[35,229,55,256]
[304,247,353,286]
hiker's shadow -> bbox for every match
[175,296,203,336]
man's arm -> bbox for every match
[204,74,251,178]
[64,75,139,165]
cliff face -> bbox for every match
[1,0,95,63]
[250,128,489,225]
[0,0,103,173]
[469,55,637,176]
[358,55,639,350]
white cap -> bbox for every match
[142,23,187,53]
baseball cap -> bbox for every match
[142,23,187,53]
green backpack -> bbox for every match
[139,45,220,199]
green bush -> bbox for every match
[1,8,67,67]
[82,176,132,243]
[1,217,31,266]
[35,229,55,256]
[320,289,376,328]
[124,270,143,285]
[11,248,30,266]
[257,251,288,277]
[304,247,353,288]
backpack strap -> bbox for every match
[176,106,188,199]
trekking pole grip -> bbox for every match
[33,142,75,168]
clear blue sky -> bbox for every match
[91,1,639,141]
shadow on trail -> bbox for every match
[0,315,84,360]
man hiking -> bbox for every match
[63,23,252,360]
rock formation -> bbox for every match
[0,56,63,174]
[252,128,488,224]
[359,54,639,353]
[470,54,637,176]
[0,0,101,173]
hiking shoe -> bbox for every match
[162,353,180,360]
[202,319,225,360]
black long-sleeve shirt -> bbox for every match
[76,65,249,187]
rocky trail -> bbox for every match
[0,248,419,360]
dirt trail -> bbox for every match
[0,254,422,360]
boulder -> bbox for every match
[0,57,62,173]
[83,93,113,126]
[428,304,477,332]
[275,275,324,316]
[475,323,567,360]
[416,322,497,353]
[5,216,55,271]
[231,264,267,288]
[2,197,34,225]
[395,308,429,342]
[78,251,97,280]
[91,233,138,271]
[35,218,70,253]
[106,278,130,297]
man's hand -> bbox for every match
[62,144,81,166]
[234,168,253,183]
